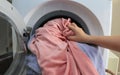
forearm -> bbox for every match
[86,36,120,52]
[67,23,120,52]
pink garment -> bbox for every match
[29,18,99,75]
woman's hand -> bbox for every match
[67,23,89,42]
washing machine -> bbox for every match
[13,0,112,68]
[0,0,112,75]
[0,0,26,75]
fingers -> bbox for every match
[68,23,84,34]
[72,23,77,27]
[67,36,76,41]
[67,23,77,32]
[67,23,78,41]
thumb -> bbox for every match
[67,24,75,31]
[67,23,77,32]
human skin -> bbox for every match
[67,23,120,52]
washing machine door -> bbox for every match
[0,0,26,75]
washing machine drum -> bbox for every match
[30,10,90,36]
[27,10,105,75]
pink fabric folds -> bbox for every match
[29,18,99,75]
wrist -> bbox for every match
[78,34,91,43]
[84,35,95,44]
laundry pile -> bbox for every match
[27,18,105,75]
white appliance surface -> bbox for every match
[0,0,112,68]
[0,0,26,35]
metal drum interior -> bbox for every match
[25,0,104,56]
[30,10,90,36]
[25,1,106,75]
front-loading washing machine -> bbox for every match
[17,0,112,68]
[0,0,112,75]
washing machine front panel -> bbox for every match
[13,0,112,36]
[0,0,26,75]
[25,0,104,36]
[24,0,112,68]
[12,0,112,71]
